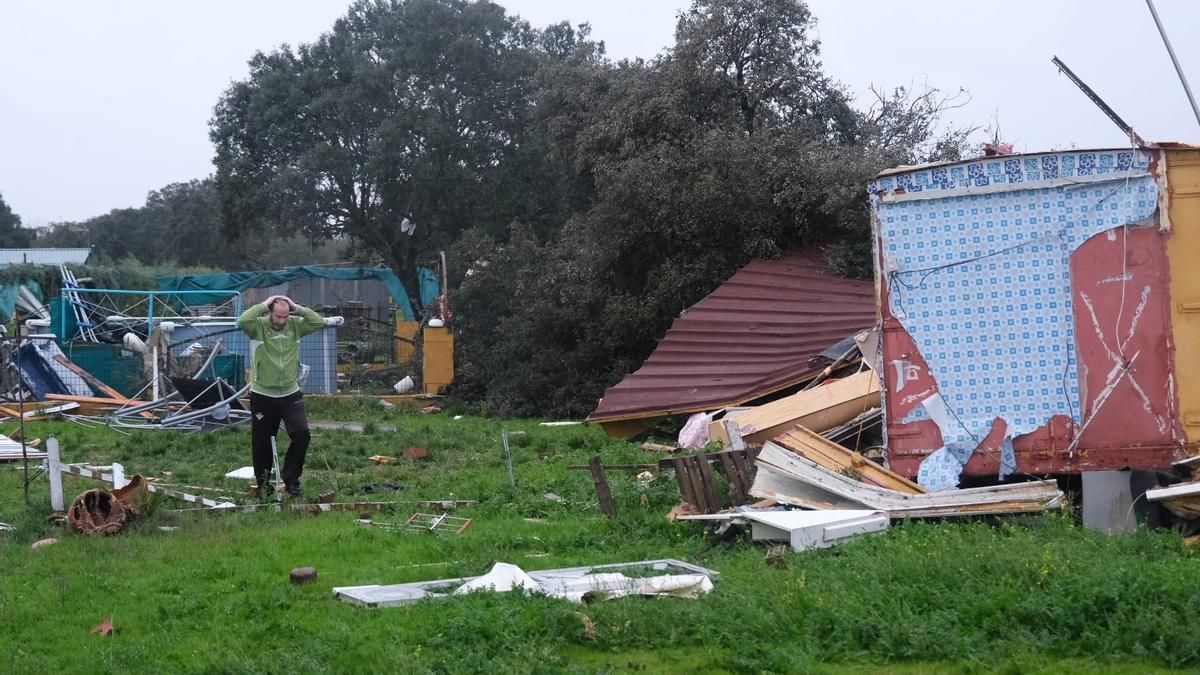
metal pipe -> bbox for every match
[1145,0,1200,129]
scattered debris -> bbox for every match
[1146,481,1200,518]
[773,426,923,494]
[0,522,12,531]
[743,509,889,551]
[0,432,47,462]
[311,420,396,433]
[709,370,879,446]
[378,399,395,409]
[359,512,473,535]
[31,537,58,549]
[420,405,442,414]
[576,612,597,640]
[635,471,655,487]
[290,567,319,585]
[67,479,143,536]
[539,421,582,427]
[640,442,679,453]
[368,455,396,465]
[224,466,255,480]
[90,616,115,636]
[664,448,760,514]
[677,411,713,449]
[393,376,415,394]
[361,482,403,493]
[318,489,336,504]
[764,545,789,569]
[750,442,1064,518]
[666,502,701,521]
[403,447,429,460]
[333,559,719,607]
[544,492,564,502]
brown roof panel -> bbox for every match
[587,253,877,425]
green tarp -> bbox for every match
[157,266,418,320]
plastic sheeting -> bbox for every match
[870,150,1159,489]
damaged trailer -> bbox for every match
[870,146,1200,489]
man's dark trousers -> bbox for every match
[250,391,311,492]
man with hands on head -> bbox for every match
[237,294,325,498]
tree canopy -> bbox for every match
[0,193,34,248]
[201,0,975,416]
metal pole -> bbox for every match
[1145,0,1200,128]
[502,429,514,487]
[16,311,28,505]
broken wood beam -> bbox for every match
[587,455,616,518]
[568,463,656,471]
[46,393,148,406]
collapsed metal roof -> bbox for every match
[587,253,876,432]
[0,248,91,266]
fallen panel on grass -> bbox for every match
[359,512,473,535]
[333,559,720,608]
[743,509,889,551]
[751,442,1064,519]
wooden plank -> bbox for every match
[693,456,721,513]
[685,457,713,513]
[774,426,924,494]
[672,458,698,508]
[731,449,756,490]
[53,355,126,400]
[587,456,615,518]
[46,393,147,406]
[717,452,746,504]
[568,464,656,471]
[709,370,880,445]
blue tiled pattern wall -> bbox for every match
[872,159,1158,489]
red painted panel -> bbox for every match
[1069,226,1182,448]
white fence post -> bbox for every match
[48,437,63,511]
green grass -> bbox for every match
[0,399,1198,673]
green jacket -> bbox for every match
[238,302,325,397]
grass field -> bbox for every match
[1,399,1198,674]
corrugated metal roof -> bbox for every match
[0,248,91,265]
[587,253,876,425]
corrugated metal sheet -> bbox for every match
[0,248,91,265]
[587,253,876,428]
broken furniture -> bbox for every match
[333,559,719,607]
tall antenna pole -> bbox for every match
[1145,0,1200,129]
[1052,56,1146,146]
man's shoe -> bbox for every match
[285,483,302,497]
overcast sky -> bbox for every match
[2,0,1198,227]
